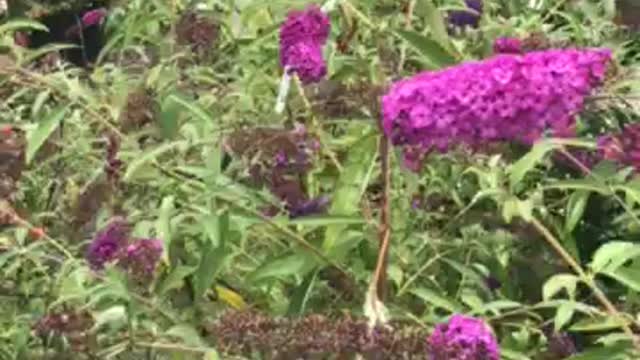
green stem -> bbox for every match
[530,217,639,348]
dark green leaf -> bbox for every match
[26,106,67,164]
[394,30,457,69]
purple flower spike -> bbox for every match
[279,4,330,49]
[120,238,163,280]
[279,4,330,84]
[428,314,500,360]
[382,48,611,171]
[86,217,131,270]
[493,37,523,54]
[282,41,327,84]
[82,8,107,28]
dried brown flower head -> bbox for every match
[175,11,219,56]
[119,88,156,131]
[34,309,96,353]
[205,311,428,359]
[0,126,25,201]
[306,80,385,119]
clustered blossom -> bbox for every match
[65,8,108,39]
[86,217,131,270]
[447,0,483,31]
[86,217,163,281]
[279,4,330,84]
[493,37,523,54]
[175,11,219,56]
[427,314,499,360]
[382,48,611,170]
[207,311,428,358]
[597,123,640,171]
[119,238,163,280]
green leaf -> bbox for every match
[92,306,127,331]
[166,94,214,124]
[158,93,182,139]
[570,316,630,332]
[394,30,457,69]
[157,265,197,295]
[564,191,590,234]
[565,343,633,360]
[287,270,317,316]
[193,212,230,299]
[411,287,463,312]
[415,0,453,53]
[543,273,579,300]
[249,253,310,283]
[322,130,377,258]
[123,140,185,181]
[166,324,205,347]
[0,19,48,34]
[590,242,640,274]
[544,179,610,195]
[554,301,575,331]
[601,266,640,293]
[509,140,557,189]
[25,106,67,164]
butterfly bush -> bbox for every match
[279,4,330,84]
[427,314,499,360]
[381,48,612,170]
[120,238,163,281]
[86,218,163,281]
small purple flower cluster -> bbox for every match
[447,0,483,31]
[279,4,330,84]
[65,8,108,39]
[86,217,163,281]
[597,123,640,171]
[427,314,499,360]
[382,48,611,170]
[119,238,164,279]
[86,217,130,270]
[493,37,523,54]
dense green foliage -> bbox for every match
[0,0,640,359]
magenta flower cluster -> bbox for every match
[427,314,499,360]
[493,37,523,54]
[381,48,611,170]
[279,4,330,84]
[86,217,163,280]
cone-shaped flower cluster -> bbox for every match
[86,217,163,281]
[382,48,611,170]
[427,314,499,360]
[279,4,330,84]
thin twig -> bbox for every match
[372,135,392,301]
[530,216,640,349]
